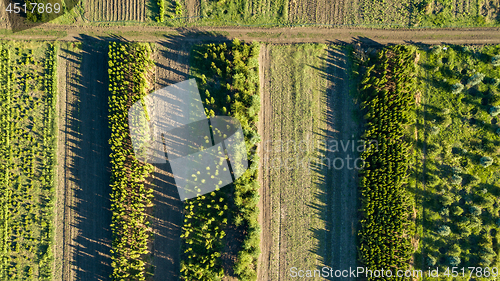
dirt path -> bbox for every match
[257,43,272,281]
[56,39,113,281]
[324,47,360,277]
[150,37,191,281]
[55,43,81,281]
[2,25,500,45]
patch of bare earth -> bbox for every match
[85,0,145,21]
[150,38,191,281]
[56,39,113,281]
[324,47,359,278]
[185,0,200,22]
[257,43,272,281]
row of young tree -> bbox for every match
[0,46,12,280]
[107,42,155,281]
[183,39,261,281]
[358,46,418,280]
[0,43,58,280]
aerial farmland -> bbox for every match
[0,1,499,281]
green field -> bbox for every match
[416,45,500,278]
[0,41,57,280]
[261,44,329,279]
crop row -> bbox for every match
[107,42,155,281]
[357,45,418,280]
[184,39,261,281]
[0,42,57,280]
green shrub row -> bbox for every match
[156,0,165,22]
[184,39,261,281]
[0,46,12,280]
[358,45,418,280]
[107,42,155,281]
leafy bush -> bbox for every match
[467,73,485,87]
[451,82,464,94]
[427,143,441,157]
[448,244,461,256]
[426,255,437,267]
[452,206,463,216]
[489,94,500,106]
[450,174,462,185]
[489,106,500,117]
[430,126,440,135]
[492,55,500,67]
[440,194,454,206]
[438,225,451,236]
[480,156,494,167]
[438,114,452,127]
[156,0,165,22]
[447,256,461,266]
[431,45,442,54]
[470,205,482,216]
[439,207,449,216]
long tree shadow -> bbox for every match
[69,35,113,281]
[307,44,365,278]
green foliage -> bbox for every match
[451,82,464,94]
[0,42,57,280]
[492,55,500,67]
[156,0,165,22]
[440,194,454,206]
[451,206,463,216]
[466,72,485,87]
[438,225,451,236]
[480,156,494,167]
[447,244,461,256]
[426,255,437,267]
[450,174,462,185]
[447,256,461,266]
[358,46,417,279]
[188,39,261,281]
[489,105,500,117]
[469,205,482,216]
[107,42,155,281]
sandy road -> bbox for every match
[3,25,500,45]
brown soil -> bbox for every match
[2,25,500,45]
[257,43,272,281]
[149,37,191,281]
[56,40,113,281]
[185,0,200,22]
[84,0,146,21]
[324,47,360,279]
